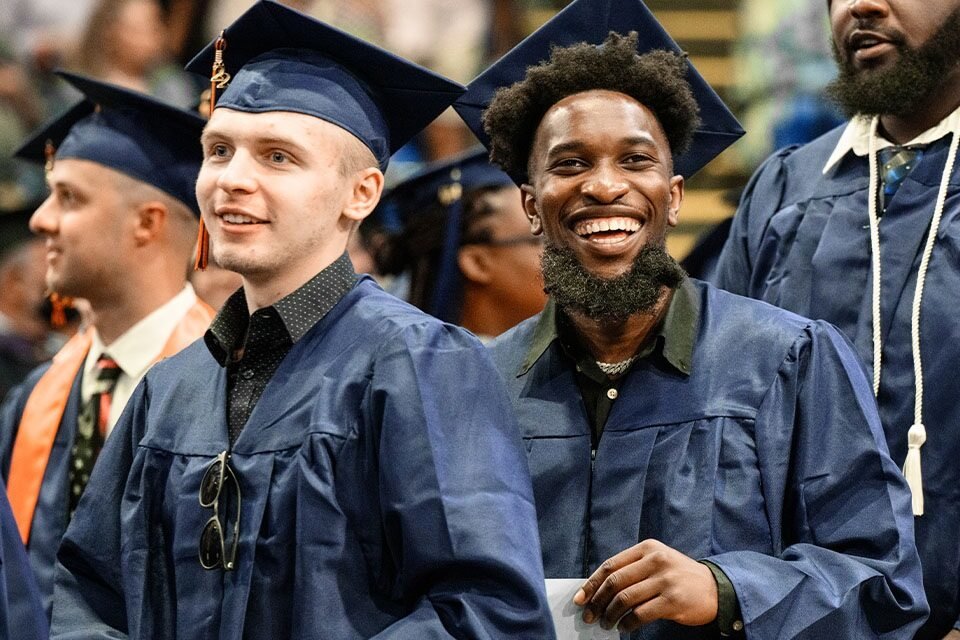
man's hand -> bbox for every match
[943,630,960,640]
[573,539,718,633]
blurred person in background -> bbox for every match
[374,149,545,340]
[75,0,200,109]
[0,206,50,402]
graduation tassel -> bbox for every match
[194,218,210,271]
[903,424,926,515]
[195,32,231,272]
[49,293,74,329]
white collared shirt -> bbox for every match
[822,104,960,174]
[81,284,198,436]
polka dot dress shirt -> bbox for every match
[204,253,358,444]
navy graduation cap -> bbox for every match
[186,0,466,173]
[454,0,744,181]
[15,71,206,217]
[376,148,514,322]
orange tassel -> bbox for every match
[49,293,74,329]
[194,217,210,271]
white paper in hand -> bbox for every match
[546,578,620,640]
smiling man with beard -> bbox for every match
[712,2,960,637]
[455,0,929,637]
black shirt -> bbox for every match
[204,253,358,444]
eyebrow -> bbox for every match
[545,134,659,159]
[200,129,310,156]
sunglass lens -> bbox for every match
[199,517,223,569]
[199,460,223,506]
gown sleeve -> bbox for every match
[705,321,928,638]
[710,146,796,296]
[367,324,554,639]
[0,478,47,640]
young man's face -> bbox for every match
[30,159,134,300]
[196,108,366,289]
[521,90,683,281]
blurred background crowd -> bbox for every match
[0,0,845,399]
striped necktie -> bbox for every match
[879,145,925,211]
[69,355,122,515]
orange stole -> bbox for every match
[7,299,215,543]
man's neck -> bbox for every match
[564,287,673,364]
[879,76,960,144]
[91,280,185,346]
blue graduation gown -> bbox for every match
[488,280,927,639]
[52,278,553,639]
[0,363,84,618]
[712,126,960,638]
[0,479,47,640]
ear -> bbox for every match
[521,184,543,235]
[132,201,167,246]
[667,174,684,228]
[457,244,494,285]
[342,167,385,223]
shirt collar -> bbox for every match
[822,103,960,174]
[518,277,698,377]
[205,253,358,366]
[84,284,198,392]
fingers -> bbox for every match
[596,574,662,630]
[575,542,649,606]
[617,595,673,633]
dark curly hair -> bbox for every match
[483,32,701,182]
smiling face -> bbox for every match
[522,90,683,281]
[196,108,381,299]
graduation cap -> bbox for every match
[185,0,466,173]
[14,71,206,217]
[454,0,745,181]
[376,149,515,322]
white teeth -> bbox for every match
[222,213,258,224]
[573,217,641,237]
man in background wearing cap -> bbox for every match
[711,2,960,636]
[456,0,927,636]
[374,148,546,340]
[52,2,552,637]
[0,72,215,617]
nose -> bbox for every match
[581,163,629,204]
[214,151,258,194]
[29,195,59,236]
[847,0,890,20]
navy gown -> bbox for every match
[489,280,928,639]
[52,278,554,639]
[712,124,960,638]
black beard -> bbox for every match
[541,242,685,323]
[825,8,960,118]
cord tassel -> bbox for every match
[903,423,926,516]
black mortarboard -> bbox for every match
[454,0,744,180]
[186,0,466,172]
[14,72,205,216]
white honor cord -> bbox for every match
[867,111,960,516]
